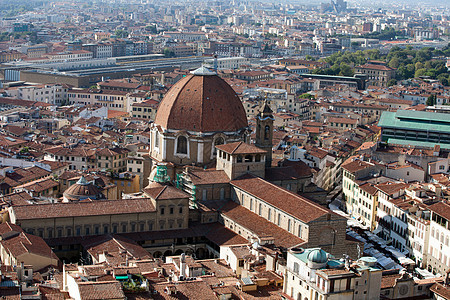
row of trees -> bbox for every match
[311,44,450,86]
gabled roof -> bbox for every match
[215,142,267,155]
[231,174,334,223]
[77,281,125,300]
[0,223,58,261]
[143,183,190,200]
[220,201,305,249]
[11,199,156,220]
[82,234,151,263]
[428,201,450,221]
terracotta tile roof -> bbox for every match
[0,134,27,147]
[152,280,219,299]
[380,273,402,289]
[0,227,58,261]
[0,97,51,108]
[0,222,24,235]
[356,63,395,71]
[95,147,130,157]
[375,182,408,196]
[228,284,284,299]
[198,259,235,278]
[11,199,156,220]
[185,168,230,185]
[154,74,248,132]
[82,234,151,265]
[307,148,329,159]
[204,222,248,246]
[15,178,58,193]
[77,281,125,300]
[143,183,190,200]
[341,160,373,173]
[0,191,33,206]
[215,142,266,155]
[327,117,358,125]
[132,99,160,108]
[3,125,29,136]
[428,201,450,221]
[231,175,331,223]
[430,282,450,300]
[266,160,312,181]
[220,201,305,248]
[358,182,378,195]
[0,166,51,189]
[45,146,95,157]
[107,110,129,119]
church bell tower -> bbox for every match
[255,101,274,168]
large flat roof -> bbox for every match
[387,138,450,150]
[378,110,450,134]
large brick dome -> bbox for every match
[154,67,248,132]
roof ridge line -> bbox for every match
[252,175,331,214]
[231,141,243,155]
[155,185,168,199]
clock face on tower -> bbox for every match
[399,285,408,296]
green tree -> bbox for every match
[415,68,427,78]
[437,74,449,86]
[299,93,315,99]
[163,48,175,58]
[415,62,424,70]
[115,29,128,38]
[387,79,397,87]
[426,94,436,106]
[339,63,353,77]
[388,57,399,69]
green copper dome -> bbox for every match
[307,249,328,263]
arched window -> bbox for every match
[213,137,224,155]
[177,136,187,154]
[237,155,243,163]
[264,125,270,140]
[154,131,159,148]
[245,155,252,162]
